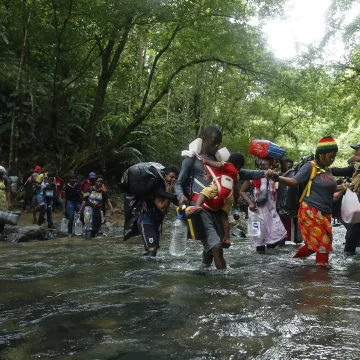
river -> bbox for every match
[1,224,360,359]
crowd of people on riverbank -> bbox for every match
[0,165,114,240]
[123,126,360,268]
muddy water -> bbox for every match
[1,225,360,359]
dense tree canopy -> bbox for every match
[0,0,359,176]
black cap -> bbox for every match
[156,187,174,199]
[350,142,360,150]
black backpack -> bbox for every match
[121,162,167,198]
[277,156,315,218]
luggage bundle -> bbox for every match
[249,140,286,160]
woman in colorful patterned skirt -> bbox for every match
[275,137,350,264]
[79,175,113,239]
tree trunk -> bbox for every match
[9,0,31,175]
[194,90,201,137]
[84,18,132,148]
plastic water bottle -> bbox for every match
[248,210,261,238]
[74,215,83,236]
[169,206,188,257]
[61,217,68,232]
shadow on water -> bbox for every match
[1,225,360,359]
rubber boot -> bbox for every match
[293,245,315,258]
[316,252,329,265]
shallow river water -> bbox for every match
[1,224,360,360]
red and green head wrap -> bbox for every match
[316,136,338,154]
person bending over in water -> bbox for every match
[186,153,244,248]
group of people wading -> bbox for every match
[124,125,360,268]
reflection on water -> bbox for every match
[1,224,360,359]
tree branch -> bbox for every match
[137,23,181,116]
[107,56,280,148]
[108,17,133,75]
[64,42,100,89]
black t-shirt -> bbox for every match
[64,183,82,202]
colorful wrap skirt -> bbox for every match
[298,201,333,254]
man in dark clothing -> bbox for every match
[175,126,269,270]
[331,141,360,255]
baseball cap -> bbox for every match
[350,142,360,150]
[89,172,96,178]
[34,166,43,173]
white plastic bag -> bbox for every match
[341,190,360,224]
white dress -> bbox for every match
[250,178,287,247]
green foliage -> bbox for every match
[1,0,360,175]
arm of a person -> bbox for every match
[79,200,87,214]
[62,189,67,213]
[331,165,354,177]
[239,180,253,205]
[174,157,194,200]
[333,190,345,201]
[154,195,170,213]
[201,158,223,169]
[233,179,240,208]
[238,169,265,181]
[278,162,312,187]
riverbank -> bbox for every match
[2,196,125,242]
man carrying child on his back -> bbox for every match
[186,153,244,248]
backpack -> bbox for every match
[277,161,323,218]
[120,162,167,198]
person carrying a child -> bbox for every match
[186,152,244,248]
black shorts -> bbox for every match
[137,222,160,250]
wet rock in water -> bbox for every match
[103,223,124,235]
[45,229,68,240]
[7,233,29,243]
[4,225,21,235]
[19,226,47,240]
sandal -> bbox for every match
[185,206,203,219]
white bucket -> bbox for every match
[216,147,230,162]
[189,138,202,154]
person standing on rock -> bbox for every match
[0,166,11,240]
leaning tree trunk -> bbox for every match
[9,0,31,175]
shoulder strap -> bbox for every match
[299,161,324,203]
